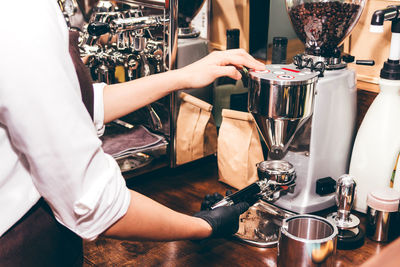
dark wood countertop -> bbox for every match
[83,157,392,267]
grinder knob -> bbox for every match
[335,174,356,223]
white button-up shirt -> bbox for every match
[0,0,130,240]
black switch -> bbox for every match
[316,177,336,196]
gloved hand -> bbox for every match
[193,202,249,238]
[200,191,233,211]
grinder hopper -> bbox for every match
[286,0,365,57]
[247,66,319,158]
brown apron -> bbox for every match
[0,31,96,266]
[69,30,95,120]
[0,199,83,267]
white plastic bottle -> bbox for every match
[350,79,400,213]
[350,9,400,213]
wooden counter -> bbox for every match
[83,157,392,267]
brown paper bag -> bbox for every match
[176,92,217,165]
[218,109,264,189]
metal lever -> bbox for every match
[356,60,375,66]
[88,16,167,37]
[139,52,163,131]
[87,22,111,36]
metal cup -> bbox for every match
[278,215,338,267]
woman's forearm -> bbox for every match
[102,49,266,123]
[103,190,212,241]
[103,69,184,123]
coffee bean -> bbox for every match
[288,1,361,57]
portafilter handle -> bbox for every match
[210,180,269,209]
[335,174,356,222]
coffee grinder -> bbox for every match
[255,0,367,213]
[230,0,367,214]
[211,0,369,247]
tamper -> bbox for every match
[327,174,365,250]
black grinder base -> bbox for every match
[337,227,365,250]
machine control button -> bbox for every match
[277,74,295,80]
[316,177,336,196]
[255,69,270,73]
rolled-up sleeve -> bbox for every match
[93,82,106,137]
[0,0,130,240]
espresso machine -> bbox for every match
[61,0,215,173]
[63,0,180,176]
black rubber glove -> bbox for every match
[193,202,250,238]
[200,191,234,211]
[200,192,224,211]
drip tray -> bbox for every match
[235,200,295,247]
[117,153,154,173]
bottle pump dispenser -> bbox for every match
[350,5,400,213]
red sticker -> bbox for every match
[281,67,301,73]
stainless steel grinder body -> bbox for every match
[248,64,357,213]
[248,65,318,157]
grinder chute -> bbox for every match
[247,66,319,159]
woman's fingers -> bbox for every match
[214,65,242,80]
[214,49,266,70]
[177,48,265,89]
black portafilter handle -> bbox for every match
[210,181,263,209]
[87,22,111,37]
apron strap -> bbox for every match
[69,30,95,121]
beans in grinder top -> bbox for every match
[288,1,361,57]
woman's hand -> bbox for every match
[176,49,266,89]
